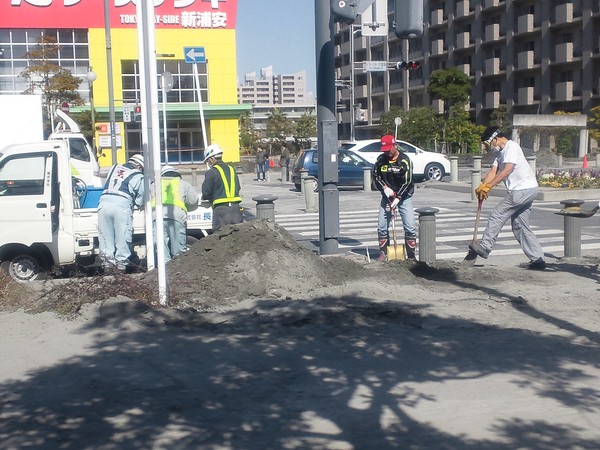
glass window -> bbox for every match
[58,30,73,43]
[0,154,46,196]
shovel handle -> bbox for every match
[471,198,483,243]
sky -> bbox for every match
[236,0,316,95]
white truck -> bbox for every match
[0,141,212,282]
[0,95,102,187]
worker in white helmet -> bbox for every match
[201,143,243,230]
[98,154,145,272]
[157,165,199,261]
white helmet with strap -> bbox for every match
[161,165,179,177]
[203,143,224,163]
[128,154,144,169]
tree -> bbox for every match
[489,105,510,134]
[20,35,83,136]
[379,106,441,150]
[293,110,316,151]
[265,108,293,148]
[444,106,485,154]
[589,105,600,144]
[427,68,471,114]
[238,112,260,154]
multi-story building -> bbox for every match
[0,0,248,166]
[238,66,316,138]
[335,0,600,140]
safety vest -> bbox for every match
[152,177,187,211]
[103,163,141,201]
[212,164,242,206]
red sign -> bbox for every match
[1,0,237,29]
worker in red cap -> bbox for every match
[372,134,417,261]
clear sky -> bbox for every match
[236,0,316,95]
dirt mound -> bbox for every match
[141,221,370,311]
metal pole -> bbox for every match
[193,64,208,149]
[103,0,118,165]
[162,78,168,164]
[315,0,340,255]
[349,25,355,141]
[402,40,409,111]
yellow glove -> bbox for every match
[475,183,492,201]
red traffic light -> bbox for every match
[134,105,141,114]
[407,61,421,69]
[396,61,421,70]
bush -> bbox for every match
[537,168,600,189]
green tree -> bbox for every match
[427,68,471,114]
[293,110,316,151]
[20,35,83,136]
[238,111,260,154]
[379,106,441,150]
[265,107,293,147]
[445,106,485,154]
[489,105,510,134]
[588,105,600,144]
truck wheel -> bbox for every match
[1,254,46,282]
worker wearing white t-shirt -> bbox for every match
[469,126,546,270]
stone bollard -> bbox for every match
[558,154,563,167]
[449,156,459,183]
[252,195,278,222]
[470,169,481,202]
[191,167,198,186]
[560,199,583,257]
[363,166,372,191]
[526,156,536,174]
[280,165,286,182]
[472,155,482,172]
[303,176,318,213]
[416,207,440,264]
[596,153,600,168]
[300,169,308,194]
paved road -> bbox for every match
[235,172,600,265]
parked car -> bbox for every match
[291,148,372,191]
[340,139,451,181]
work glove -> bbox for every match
[383,187,395,198]
[475,183,492,201]
[390,198,400,210]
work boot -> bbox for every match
[378,236,389,262]
[520,258,546,270]
[469,242,490,259]
[405,237,417,259]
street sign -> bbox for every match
[365,61,387,72]
[60,101,70,112]
[122,103,132,123]
[184,46,206,63]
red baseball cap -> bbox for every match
[380,135,396,152]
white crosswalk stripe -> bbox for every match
[275,207,600,260]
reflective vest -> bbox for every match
[103,163,141,201]
[212,164,242,206]
[152,177,187,211]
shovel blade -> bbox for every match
[387,244,405,261]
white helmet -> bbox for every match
[128,154,144,169]
[203,144,223,163]
[161,165,179,177]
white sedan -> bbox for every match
[341,139,451,181]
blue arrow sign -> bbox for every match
[184,46,206,64]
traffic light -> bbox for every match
[394,0,424,39]
[331,0,376,23]
[396,61,421,70]
[134,105,142,123]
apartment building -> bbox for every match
[335,0,600,140]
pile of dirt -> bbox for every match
[141,220,371,311]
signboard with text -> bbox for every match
[1,0,238,29]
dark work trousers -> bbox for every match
[212,204,243,230]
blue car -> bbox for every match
[291,148,373,191]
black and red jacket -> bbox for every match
[372,151,414,200]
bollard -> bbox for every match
[191,167,198,186]
[596,153,600,168]
[252,195,278,222]
[560,199,583,257]
[363,166,372,191]
[472,155,482,171]
[558,154,563,167]
[526,156,536,173]
[470,169,481,202]
[416,207,440,264]
[303,176,318,213]
[300,169,308,194]
[449,156,459,183]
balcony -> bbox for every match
[485,23,501,41]
[555,2,573,24]
[431,9,444,26]
[484,0,500,8]
[432,99,444,114]
[517,51,535,69]
[555,81,573,101]
[518,87,534,104]
[456,1,469,18]
[354,84,369,98]
[457,63,471,76]
[456,32,470,49]
[555,42,573,63]
[431,40,444,55]
[485,57,500,75]
[517,14,535,34]
[486,91,500,109]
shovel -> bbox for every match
[387,202,405,261]
[464,197,483,262]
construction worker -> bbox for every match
[469,126,546,270]
[157,165,199,261]
[201,143,243,230]
[373,134,417,261]
[98,154,144,271]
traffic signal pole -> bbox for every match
[315,0,340,255]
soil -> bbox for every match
[2,220,600,449]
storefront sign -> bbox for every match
[2,0,237,29]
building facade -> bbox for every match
[0,0,248,166]
[335,0,600,140]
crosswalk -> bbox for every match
[275,206,600,260]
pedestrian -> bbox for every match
[157,165,199,261]
[201,143,243,230]
[255,146,266,181]
[280,144,290,181]
[469,126,546,270]
[98,154,145,271]
[373,134,417,261]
